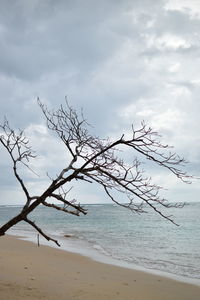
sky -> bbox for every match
[0,0,200,206]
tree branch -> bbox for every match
[23,217,60,246]
[0,119,36,201]
[42,201,86,216]
[49,193,87,215]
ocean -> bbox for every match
[0,202,200,285]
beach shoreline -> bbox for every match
[13,229,200,288]
[2,203,200,285]
[0,234,200,300]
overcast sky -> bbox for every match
[0,0,200,206]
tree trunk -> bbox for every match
[0,212,26,236]
[0,198,42,236]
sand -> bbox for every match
[0,235,200,300]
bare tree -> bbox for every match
[0,99,193,246]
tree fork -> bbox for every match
[0,212,26,236]
[0,197,42,236]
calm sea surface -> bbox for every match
[0,202,200,284]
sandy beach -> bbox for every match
[0,235,199,300]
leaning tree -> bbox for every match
[0,99,193,246]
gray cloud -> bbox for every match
[0,0,200,204]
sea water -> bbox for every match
[0,202,200,285]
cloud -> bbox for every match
[0,0,200,204]
[145,33,191,51]
[165,0,200,19]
